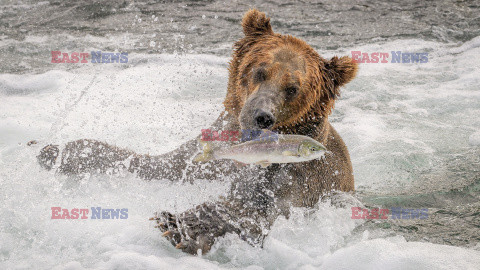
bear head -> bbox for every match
[224,9,358,133]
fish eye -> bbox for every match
[310,146,317,151]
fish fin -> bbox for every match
[282,150,299,157]
[193,139,215,162]
[259,129,278,141]
[255,160,271,168]
[243,129,278,142]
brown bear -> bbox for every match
[36,9,358,255]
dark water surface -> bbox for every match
[1,0,480,73]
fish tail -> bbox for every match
[193,139,215,162]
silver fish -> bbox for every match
[193,134,327,168]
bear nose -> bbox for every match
[254,111,275,129]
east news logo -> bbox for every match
[51,207,128,219]
[201,129,279,142]
[51,51,128,63]
[351,207,429,219]
[351,51,428,63]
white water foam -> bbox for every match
[1,37,479,269]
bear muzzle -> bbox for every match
[254,109,275,129]
[239,84,284,134]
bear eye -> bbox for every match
[253,68,267,83]
[285,86,298,98]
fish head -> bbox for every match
[298,139,327,159]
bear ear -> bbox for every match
[325,56,358,88]
[242,9,274,36]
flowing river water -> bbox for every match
[1,1,479,269]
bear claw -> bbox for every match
[162,230,173,237]
[175,242,187,249]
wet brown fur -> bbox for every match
[225,10,357,129]
[226,9,357,196]
[36,9,358,255]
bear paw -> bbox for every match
[152,211,216,255]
